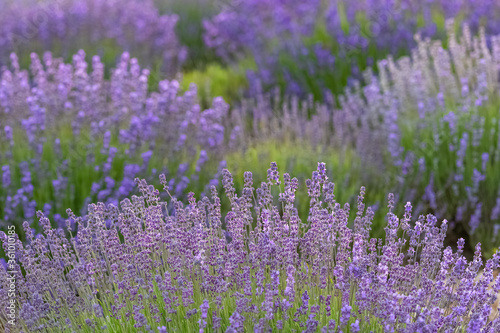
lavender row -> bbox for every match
[0,50,228,230]
[1,163,499,332]
[204,0,500,98]
[0,0,185,76]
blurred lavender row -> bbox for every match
[0,0,186,76]
[204,0,500,97]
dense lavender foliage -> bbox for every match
[1,163,499,332]
[205,0,500,97]
[0,50,227,230]
[0,0,185,76]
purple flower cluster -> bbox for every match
[0,50,228,228]
[203,0,323,95]
[0,0,186,76]
[1,163,499,331]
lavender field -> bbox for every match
[1,0,500,332]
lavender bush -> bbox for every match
[0,50,228,233]
[0,0,185,77]
[1,163,499,332]
[204,0,322,97]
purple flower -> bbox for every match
[340,304,352,327]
